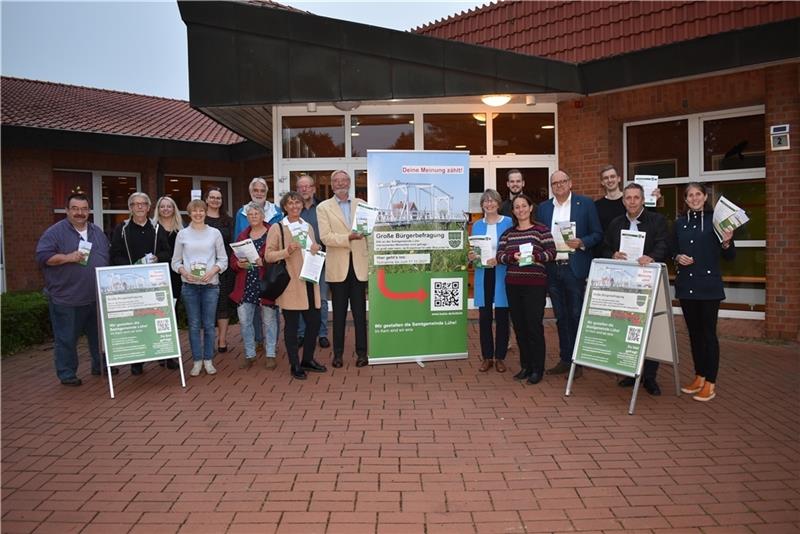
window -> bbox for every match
[492,112,556,155]
[351,114,414,157]
[423,113,487,154]
[165,175,234,216]
[282,116,345,158]
[626,119,688,179]
[495,167,551,206]
[703,114,765,172]
[52,170,140,231]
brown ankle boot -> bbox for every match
[681,375,705,394]
[479,359,494,372]
[693,381,715,402]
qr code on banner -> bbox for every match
[431,277,462,311]
[626,325,643,345]
[155,318,172,334]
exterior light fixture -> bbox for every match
[541,125,555,129]
[333,100,361,111]
[481,94,511,107]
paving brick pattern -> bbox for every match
[3,319,798,533]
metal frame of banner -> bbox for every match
[565,260,680,415]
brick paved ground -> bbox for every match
[2,318,798,534]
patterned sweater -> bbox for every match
[496,223,557,286]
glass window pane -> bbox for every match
[53,170,92,210]
[102,175,138,211]
[282,116,345,158]
[626,119,688,178]
[493,112,555,155]
[165,176,193,212]
[495,167,551,206]
[423,113,486,154]
[290,170,334,201]
[709,179,765,240]
[468,168,485,213]
[354,169,367,201]
[102,213,129,234]
[351,115,414,157]
[720,248,765,278]
[703,114,765,171]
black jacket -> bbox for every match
[602,209,670,263]
[110,219,171,266]
[671,210,735,300]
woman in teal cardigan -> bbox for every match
[469,189,514,373]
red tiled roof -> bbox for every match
[415,1,800,63]
[0,77,245,145]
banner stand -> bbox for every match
[96,264,185,399]
[565,260,679,415]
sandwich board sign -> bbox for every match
[95,263,185,398]
[565,260,679,414]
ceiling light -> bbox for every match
[481,94,511,107]
[351,132,360,137]
[541,125,555,129]
[454,144,467,149]
[333,100,361,111]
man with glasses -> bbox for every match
[499,169,526,216]
[536,170,603,378]
[36,193,112,386]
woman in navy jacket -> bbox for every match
[469,189,514,373]
[673,182,736,402]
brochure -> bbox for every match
[518,242,534,267]
[634,174,659,207]
[468,235,494,268]
[231,238,261,267]
[713,195,749,241]
[351,203,380,235]
[135,253,157,265]
[554,221,576,255]
[78,240,93,266]
[190,261,207,278]
[299,250,326,284]
[287,221,310,249]
[619,230,646,261]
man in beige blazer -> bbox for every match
[317,170,369,368]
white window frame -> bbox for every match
[163,174,234,214]
[53,169,141,232]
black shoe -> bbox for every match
[158,361,166,367]
[291,367,307,380]
[60,377,82,386]
[526,372,543,385]
[92,367,119,376]
[298,336,304,347]
[643,378,661,396]
[131,363,144,375]
[217,345,228,353]
[332,355,343,368]
[355,355,368,367]
[513,368,531,380]
[618,376,636,387]
[165,359,178,370]
[301,360,327,373]
[546,361,571,375]
[319,337,330,348]
[572,366,583,379]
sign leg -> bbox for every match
[628,375,642,415]
[107,367,116,399]
[672,359,681,396]
[565,363,576,396]
[178,356,186,388]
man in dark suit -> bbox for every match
[602,182,670,395]
[536,170,603,378]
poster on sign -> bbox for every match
[366,150,470,364]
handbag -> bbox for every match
[259,224,291,300]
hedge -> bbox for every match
[1,291,52,356]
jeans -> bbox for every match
[299,273,329,338]
[48,301,102,380]
[253,305,280,353]
[547,264,586,363]
[237,302,279,359]
[182,283,219,361]
[506,284,547,374]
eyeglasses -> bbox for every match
[131,202,149,208]
[551,179,570,187]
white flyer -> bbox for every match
[619,230,646,261]
[518,242,533,266]
[351,203,380,235]
[634,175,659,207]
[230,238,260,264]
[468,235,494,268]
[554,221,576,255]
[299,250,326,284]
[287,221,310,249]
[713,195,749,241]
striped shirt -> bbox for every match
[496,223,557,286]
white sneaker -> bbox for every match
[203,360,217,375]
[190,361,203,376]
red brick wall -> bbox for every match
[2,148,270,292]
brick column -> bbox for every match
[764,64,800,341]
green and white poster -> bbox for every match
[366,150,470,364]
[95,263,184,396]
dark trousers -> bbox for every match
[547,264,585,363]
[506,284,547,374]
[48,302,102,380]
[478,268,509,360]
[329,257,367,358]
[680,299,721,383]
[282,282,321,370]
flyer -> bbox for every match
[518,242,534,266]
[619,229,646,261]
[299,250,326,283]
[231,238,260,265]
[351,203,380,235]
[713,195,749,241]
[287,220,309,249]
[634,175,659,207]
[78,240,93,266]
[468,235,494,268]
[554,221,576,255]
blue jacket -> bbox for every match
[672,210,735,300]
[535,193,603,280]
[471,215,513,308]
[233,201,283,239]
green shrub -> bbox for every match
[1,291,52,356]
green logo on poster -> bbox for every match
[448,231,462,249]
[636,294,647,307]
[155,291,166,303]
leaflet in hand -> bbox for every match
[351,203,380,235]
[634,174,659,207]
[619,230,646,261]
[468,235,494,268]
[299,250,326,284]
[518,243,534,266]
[287,221,310,249]
[713,195,749,241]
[554,221,576,254]
[190,261,207,278]
[78,240,92,266]
[231,238,260,266]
